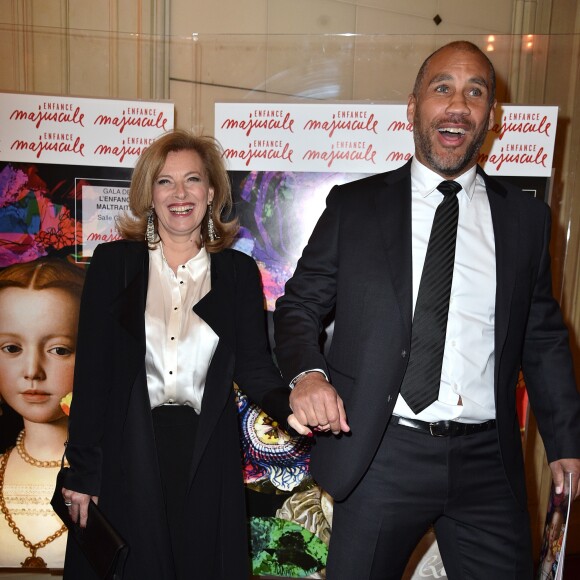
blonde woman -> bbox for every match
[61,130,306,580]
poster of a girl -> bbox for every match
[0,259,85,569]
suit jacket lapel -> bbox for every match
[480,169,518,384]
[192,252,234,347]
[108,243,151,444]
[373,161,413,338]
[190,252,236,479]
[109,242,149,345]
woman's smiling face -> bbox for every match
[152,149,214,245]
[0,287,78,424]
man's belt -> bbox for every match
[392,415,496,437]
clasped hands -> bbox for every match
[286,372,350,437]
[285,379,580,503]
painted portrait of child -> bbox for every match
[0,258,85,569]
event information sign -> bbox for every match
[0,92,174,260]
[215,103,557,177]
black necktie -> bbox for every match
[400,180,462,414]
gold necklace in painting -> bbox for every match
[15,429,63,468]
[0,448,67,568]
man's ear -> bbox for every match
[487,100,497,130]
[407,94,416,124]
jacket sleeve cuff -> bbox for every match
[63,443,102,496]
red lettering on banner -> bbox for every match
[223,142,294,167]
[125,137,155,146]
[490,115,551,140]
[9,105,85,129]
[302,144,377,168]
[86,230,123,243]
[506,112,541,121]
[385,151,412,163]
[481,146,548,171]
[504,143,537,152]
[42,133,74,141]
[303,113,379,138]
[387,120,413,132]
[220,113,295,137]
[42,102,74,111]
[10,136,85,159]
[334,141,367,149]
[252,109,286,118]
[336,110,368,119]
[94,143,149,163]
[94,111,168,134]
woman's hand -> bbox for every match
[61,487,99,528]
[287,413,313,436]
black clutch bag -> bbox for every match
[51,465,129,580]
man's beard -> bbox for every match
[414,115,489,177]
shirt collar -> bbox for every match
[411,157,478,201]
[151,243,210,277]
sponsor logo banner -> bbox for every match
[1,92,174,168]
[215,103,557,176]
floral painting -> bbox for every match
[230,170,368,310]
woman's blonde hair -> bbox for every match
[116,129,239,252]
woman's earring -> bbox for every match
[207,203,218,242]
[146,208,156,244]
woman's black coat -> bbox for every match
[63,240,292,579]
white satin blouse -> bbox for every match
[145,245,218,412]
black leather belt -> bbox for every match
[392,415,496,437]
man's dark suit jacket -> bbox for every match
[274,160,580,506]
[64,240,292,580]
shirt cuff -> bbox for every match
[289,369,328,389]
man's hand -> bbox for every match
[549,458,580,500]
[289,372,350,435]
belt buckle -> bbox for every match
[429,422,446,437]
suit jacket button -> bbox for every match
[401,349,407,358]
